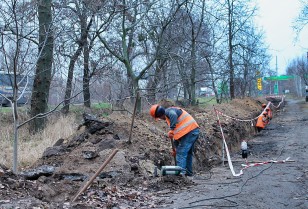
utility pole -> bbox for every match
[274,56,279,95]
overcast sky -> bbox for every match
[255,0,308,75]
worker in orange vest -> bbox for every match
[150,104,200,176]
[256,112,269,132]
[264,112,270,125]
[266,107,273,120]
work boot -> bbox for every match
[179,173,189,179]
[180,173,195,182]
[185,174,194,181]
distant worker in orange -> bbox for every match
[263,112,270,125]
[256,112,269,132]
[266,107,272,120]
[262,103,266,109]
[149,104,200,176]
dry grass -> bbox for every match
[0,114,77,169]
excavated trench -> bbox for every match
[162,98,307,209]
[0,97,281,208]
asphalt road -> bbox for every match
[159,98,308,209]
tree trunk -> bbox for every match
[131,77,141,112]
[83,42,91,108]
[62,46,83,114]
[13,63,19,173]
[62,15,93,114]
[12,101,19,173]
[228,0,235,99]
[30,0,53,133]
[146,59,166,103]
[190,36,196,105]
[206,57,220,103]
[242,63,248,97]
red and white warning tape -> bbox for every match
[266,95,284,99]
[268,95,285,109]
[214,106,290,177]
[214,95,285,125]
[241,157,292,170]
[215,109,256,122]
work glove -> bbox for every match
[171,149,176,157]
[168,130,174,139]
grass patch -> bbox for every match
[92,102,111,109]
[0,107,14,113]
[67,103,112,117]
[197,97,218,107]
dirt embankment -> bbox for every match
[0,97,273,208]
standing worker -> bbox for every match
[149,104,200,176]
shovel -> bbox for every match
[160,139,183,176]
[153,138,178,177]
[170,138,177,166]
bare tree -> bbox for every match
[59,1,95,114]
[184,0,207,105]
[55,0,116,114]
[30,0,54,132]
[287,55,308,97]
[220,0,258,99]
[234,24,270,97]
[144,1,210,105]
[97,0,186,110]
[293,0,308,35]
[0,0,39,172]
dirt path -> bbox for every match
[159,98,308,209]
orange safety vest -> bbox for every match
[267,108,273,119]
[264,115,269,125]
[256,114,267,128]
[165,107,199,140]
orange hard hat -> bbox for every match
[150,104,159,118]
[149,104,165,119]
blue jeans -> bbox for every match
[174,128,199,175]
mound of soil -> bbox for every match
[0,97,271,208]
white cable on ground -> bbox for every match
[214,108,243,177]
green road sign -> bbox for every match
[274,83,279,95]
[264,75,294,81]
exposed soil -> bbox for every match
[0,97,291,209]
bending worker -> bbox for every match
[256,112,269,132]
[150,104,200,176]
[262,103,273,120]
[266,107,273,120]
